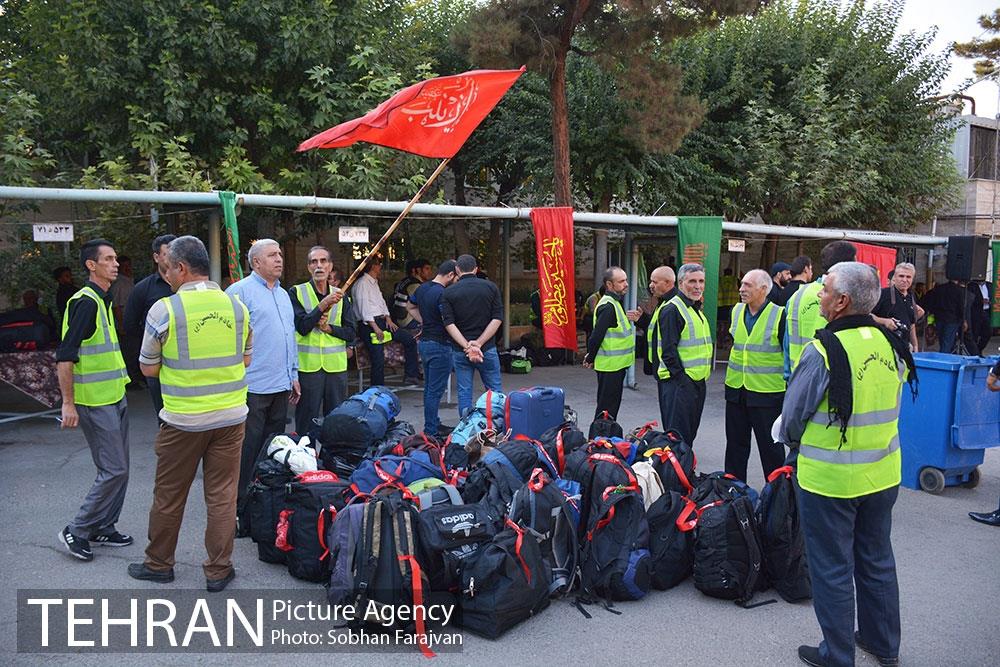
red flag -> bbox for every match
[531,207,577,350]
[297,67,526,158]
[851,242,897,288]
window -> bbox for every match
[969,125,999,180]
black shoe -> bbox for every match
[968,509,1000,526]
[797,645,826,667]
[437,424,454,437]
[90,531,134,547]
[206,569,236,593]
[127,562,175,583]
[854,632,899,666]
[59,527,93,562]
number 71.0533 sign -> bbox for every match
[33,224,74,242]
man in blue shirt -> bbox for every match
[225,239,299,514]
[407,260,458,436]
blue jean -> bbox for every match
[938,322,960,354]
[362,316,420,385]
[419,339,453,435]
[452,346,503,418]
[798,484,901,667]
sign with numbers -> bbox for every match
[339,226,369,243]
[33,224,74,242]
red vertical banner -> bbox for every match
[530,207,577,349]
[851,242,897,287]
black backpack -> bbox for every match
[460,442,537,515]
[350,487,449,657]
[757,465,811,603]
[457,519,552,638]
[638,429,697,496]
[418,500,501,591]
[244,458,296,564]
[588,410,624,440]
[368,419,416,458]
[645,490,694,590]
[537,421,587,477]
[277,471,352,582]
[508,469,580,597]
[577,453,652,604]
[689,472,771,607]
[320,389,395,466]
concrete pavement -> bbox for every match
[1,364,997,665]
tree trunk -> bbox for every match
[451,162,472,255]
[486,220,503,280]
[550,52,572,207]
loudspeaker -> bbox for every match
[946,235,989,282]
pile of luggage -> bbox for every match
[239,385,811,654]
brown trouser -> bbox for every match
[144,421,245,580]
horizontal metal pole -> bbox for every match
[0,185,947,245]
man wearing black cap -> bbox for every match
[768,261,792,305]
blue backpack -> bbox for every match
[449,390,507,447]
[349,452,444,495]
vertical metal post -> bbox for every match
[503,219,512,348]
[594,229,608,290]
[626,235,640,389]
[209,210,222,284]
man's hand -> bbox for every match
[289,380,301,405]
[60,403,79,429]
[988,372,1000,393]
[626,308,642,322]
[386,319,399,333]
[371,323,384,341]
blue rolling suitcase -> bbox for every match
[505,386,565,439]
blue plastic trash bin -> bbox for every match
[897,352,1000,493]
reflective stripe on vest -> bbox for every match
[647,300,669,379]
[160,290,249,415]
[724,301,785,393]
[593,294,635,372]
[657,296,713,381]
[61,286,128,406]
[798,327,903,498]
[294,282,347,373]
[786,281,824,371]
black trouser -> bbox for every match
[295,370,347,436]
[147,377,164,424]
[237,391,289,506]
[724,397,784,482]
[973,308,992,354]
[594,368,627,421]
[656,376,706,446]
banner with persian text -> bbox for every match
[677,216,723,339]
[530,207,577,350]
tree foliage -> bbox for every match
[953,8,1000,78]
[663,0,962,228]
[456,0,758,206]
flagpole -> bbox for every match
[340,157,451,293]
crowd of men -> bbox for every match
[54,235,504,593]
[49,232,994,666]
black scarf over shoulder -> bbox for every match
[813,314,918,445]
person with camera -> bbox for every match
[872,262,923,353]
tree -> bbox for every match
[954,8,1000,78]
[664,0,962,229]
[455,1,757,207]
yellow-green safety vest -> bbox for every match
[798,327,903,498]
[649,295,712,381]
[160,289,249,415]
[61,286,128,406]
[593,294,635,372]
[725,301,785,393]
[647,299,669,379]
[294,283,347,373]
[786,281,824,371]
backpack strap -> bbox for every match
[767,465,794,483]
[504,518,532,584]
[394,507,435,658]
[417,483,463,510]
[317,502,338,561]
[730,497,776,609]
[652,447,694,495]
[485,389,495,430]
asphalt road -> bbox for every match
[1,364,997,666]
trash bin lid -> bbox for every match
[913,351,987,371]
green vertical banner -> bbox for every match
[992,242,1000,327]
[677,216,723,339]
[218,191,243,281]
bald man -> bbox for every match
[724,269,787,482]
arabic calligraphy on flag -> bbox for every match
[531,207,577,350]
[297,67,526,158]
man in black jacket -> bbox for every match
[583,266,641,420]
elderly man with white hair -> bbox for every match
[723,268,787,482]
[225,239,300,519]
[780,262,916,667]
